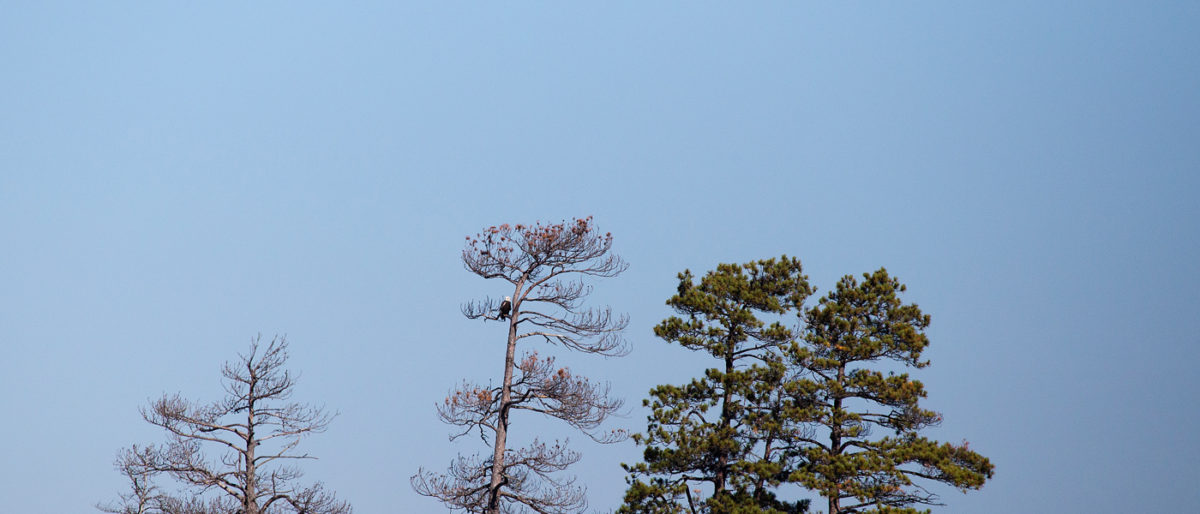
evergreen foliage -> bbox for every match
[788,269,993,513]
[620,256,813,513]
[621,260,994,514]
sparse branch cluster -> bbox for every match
[101,336,349,514]
[462,217,625,285]
[421,351,626,509]
[412,454,493,512]
[506,352,625,442]
[436,382,502,441]
[414,440,587,514]
[517,306,628,356]
[461,217,629,357]
[417,218,628,514]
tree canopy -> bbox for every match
[789,269,993,513]
[620,256,813,513]
[622,259,993,513]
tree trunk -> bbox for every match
[245,397,258,514]
[828,362,846,514]
[487,287,522,513]
[714,339,736,496]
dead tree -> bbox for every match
[100,336,350,514]
[97,446,162,514]
[413,217,629,513]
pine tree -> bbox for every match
[787,269,994,513]
[623,262,995,514]
[620,256,813,513]
[413,217,628,514]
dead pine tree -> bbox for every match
[413,217,629,513]
[99,336,350,514]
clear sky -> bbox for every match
[2,2,1197,512]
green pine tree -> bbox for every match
[620,256,813,513]
[623,262,995,514]
[787,268,994,513]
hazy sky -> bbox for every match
[2,2,1197,513]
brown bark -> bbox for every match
[487,284,522,514]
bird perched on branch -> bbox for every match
[499,296,512,321]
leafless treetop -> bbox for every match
[462,216,626,284]
[462,217,630,356]
[102,336,349,514]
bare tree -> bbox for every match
[100,336,350,514]
[98,446,163,514]
[413,217,629,513]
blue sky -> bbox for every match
[2,2,1197,512]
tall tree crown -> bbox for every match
[462,216,630,356]
[655,257,812,357]
[788,268,993,513]
[416,218,628,514]
[802,269,931,369]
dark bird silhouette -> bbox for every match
[498,296,512,321]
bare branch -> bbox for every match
[102,335,350,514]
[507,352,628,443]
[419,218,628,514]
